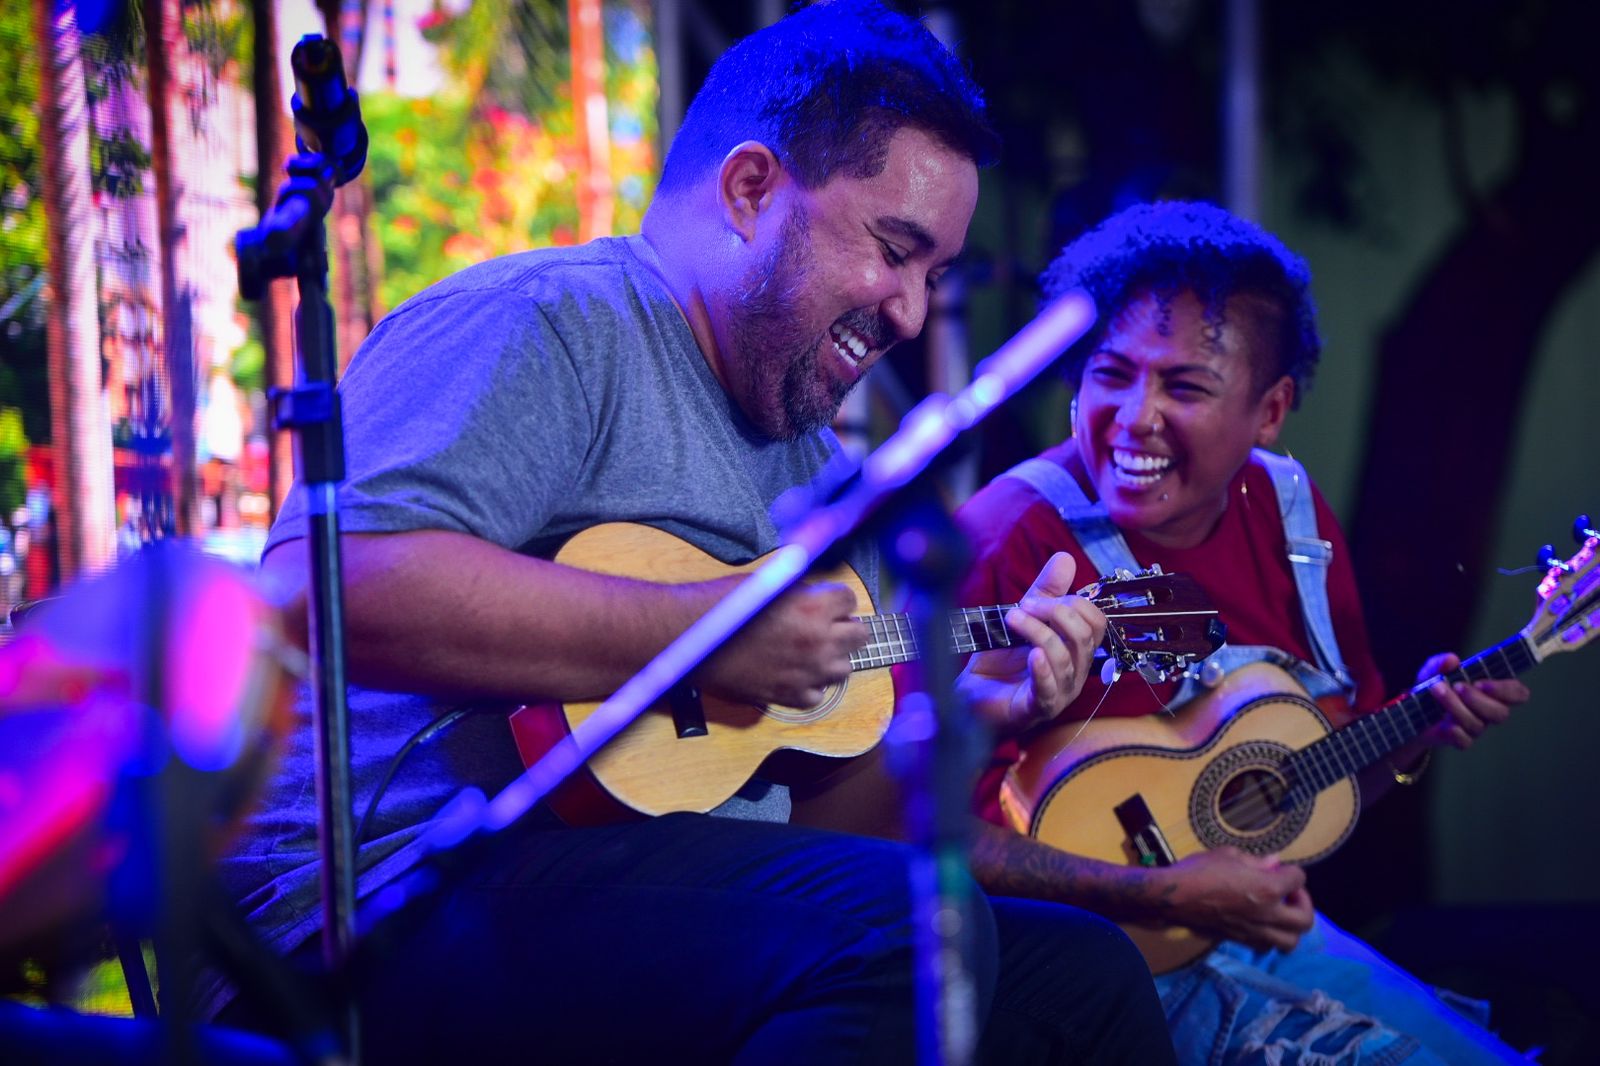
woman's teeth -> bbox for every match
[1112,448,1172,487]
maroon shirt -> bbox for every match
[953,442,1387,826]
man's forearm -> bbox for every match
[970,822,1173,923]
[263,529,717,702]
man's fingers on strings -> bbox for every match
[1029,645,1062,710]
[1028,551,1079,599]
[1016,591,1101,657]
[802,580,859,621]
[1461,679,1522,723]
[1428,679,1484,737]
[1005,602,1058,659]
[1062,597,1106,651]
[833,615,870,654]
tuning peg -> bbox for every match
[1538,544,1561,570]
[1576,515,1597,544]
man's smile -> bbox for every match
[829,321,870,369]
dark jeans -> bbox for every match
[221,814,1174,1064]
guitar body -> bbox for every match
[998,522,1600,974]
[1002,661,1359,974]
[508,523,892,824]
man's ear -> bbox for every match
[718,141,784,241]
[1254,375,1295,447]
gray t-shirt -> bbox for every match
[220,236,879,992]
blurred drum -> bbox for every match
[0,543,299,957]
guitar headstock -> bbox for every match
[1524,517,1600,660]
[1080,568,1226,681]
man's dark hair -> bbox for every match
[1041,201,1321,405]
[656,0,998,195]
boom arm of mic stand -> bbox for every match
[356,290,1097,941]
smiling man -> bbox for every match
[643,120,977,443]
[956,200,1531,1064]
[218,3,1174,1063]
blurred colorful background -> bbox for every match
[0,0,658,595]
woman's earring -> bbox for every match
[1069,396,1078,436]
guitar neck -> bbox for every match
[1286,633,1537,797]
[849,604,1020,671]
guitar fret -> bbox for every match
[849,599,1032,672]
[1411,693,1437,733]
[1388,708,1412,751]
[894,614,916,662]
[952,607,980,654]
[1309,740,1338,790]
[989,605,1015,649]
[1353,718,1381,765]
[1374,708,1402,749]
[1341,723,1366,769]
[880,614,901,666]
[1352,725,1375,770]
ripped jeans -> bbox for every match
[1153,912,1529,1065]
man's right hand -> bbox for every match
[1155,846,1315,953]
[694,579,868,709]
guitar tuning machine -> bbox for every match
[1136,661,1168,684]
[1575,514,1597,544]
[1538,544,1571,574]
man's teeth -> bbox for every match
[1112,449,1172,486]
[830,324,868,366]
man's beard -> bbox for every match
[731,204,864,441]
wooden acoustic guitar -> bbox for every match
[508,522,1224,825]
[1001,522,1600,974]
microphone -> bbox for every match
[290,34,367,187]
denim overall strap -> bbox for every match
[999,457,1141,579]
[1253,449,1355,695]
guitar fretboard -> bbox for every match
[1283,634,1536,803]
[849,604,1020,671]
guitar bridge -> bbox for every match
[1114,794,1177,868]
[668,683,708,738]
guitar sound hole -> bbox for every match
[763,680,847,724]
[1217,770,1287,833]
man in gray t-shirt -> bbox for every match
[227,4,1176,1063]
[230,234,884,981]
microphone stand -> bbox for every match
[235,34,367,1064]
[357,293,1097,1065]
[878,492,984,1065]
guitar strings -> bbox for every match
[1068,735,1372,861]
[1047,667,1120,761]
[1060,636,1548,862]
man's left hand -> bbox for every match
[958,552,1106,734]
[1418,652,1530,750]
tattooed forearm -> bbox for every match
[969,822,1173,922]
